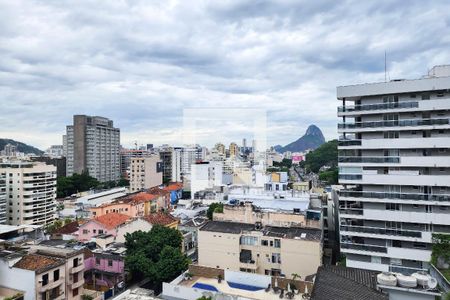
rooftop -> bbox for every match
[53,220,80,235]
[13,253,64,273]
[144,212,179,226]
[200,221,322,241]
[93,213,130,229]
[310,265,387,300]
[163,182,183,191]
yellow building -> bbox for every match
[198,221,322,279]
[229,142,239,157]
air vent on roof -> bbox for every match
[300,233,307,239]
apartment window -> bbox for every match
[261,240,269,246]
[391,258,402,265]
[371,256,381,264]
[73,288,79,297]
[54,269,59,281]
[240,236,258,246]
[386,203,400,211]
[95,257,101,265]
[274,239,281,248]
[73,257,79,267]
[108,259,113,267]
[98,229,104,234]
[270,240,274,247]
[421,93,430,100]
[271,253,281,264]
[413,242,427,249]
[410,93,416,98]
[437,91,444,97]
[42,273,49,286]
[93,229,96,234]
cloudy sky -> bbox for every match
[1,0,450,150]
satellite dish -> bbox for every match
[427,277,438,289]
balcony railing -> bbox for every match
[340,190,450,202]
[339,174,362,180]
[341,242,387,253]
[338,156,400,163]
[338,139,362,146]
[338,101,419,113]
[340,225,422,238]
[338,118,450,129]
[339,208,364,215]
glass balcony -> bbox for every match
[340,225,422,238]
[339,174,362,180]
[338,156,400,163]
[339,208,364,215]
[341,242,387,253]
[340,190,450,202]
[338,101,419,113]
[338,139,362,146]
[338,118,450,129]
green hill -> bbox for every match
[0,138,44,155]
[303,139,338,173]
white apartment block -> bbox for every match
[190,161,227,198]
[66,115,120,182]
[129,156,163,192]
[337,65,450,273]
[0,160,57,226]
[0,172,6,224]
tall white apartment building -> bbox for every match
[0,160,57,226]
[129,155,163,192]
[0,172,6,224]
[170,146,205,182]
[337,65,450,273]
[66,115,120,182]
[190,161,226,198]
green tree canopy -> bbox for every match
[304,140,338,173]
[125,225,188,284]
[207,202,224,220]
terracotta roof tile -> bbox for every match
[94,213,130,229]
[53,220,79,235]
[14,254,64,273]
[144,212,179,226]
[163,182,183,191]
[147,187,169,196]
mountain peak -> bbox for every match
[276,125,325,153]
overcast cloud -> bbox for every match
[1,0,450,149]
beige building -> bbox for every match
[130,156,163,192]
[0,160,57,226]
[229,142,239,157]
[198,221,322,279]
[214,203,321,229]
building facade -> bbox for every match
[120,148,152,178]
[66,115,120,182]
[198,221,322,279]
[0,161,57,226]
[0,172,6,224]
[129,156,163,192]
[337,65,450,273]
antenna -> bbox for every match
[384,50,387,82]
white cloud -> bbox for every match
[1,0,450,149]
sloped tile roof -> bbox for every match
[163,182,183,191]
[14,254,64,273]
[144,212,179,226]
[53,220,79,235]
[94,213,130,229]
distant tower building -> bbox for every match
[0,172,6,224]
[252,139,257,152]
[215,143,226,156]
[1,143,17,157]
[130,156,163,192]
[242,138,247,149]
[66,115,120,182]
[229,142,239,157]
[62,135,68,156]
[159,148,174,183]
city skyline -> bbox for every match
[2,1,450,149]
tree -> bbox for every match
[56,171,100,198]
[304,140,338,173]
[125,225,188,285]
[207,203,223,220]
[319,167,338,184]
[117,177,130,187]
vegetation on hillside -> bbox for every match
[302,139,338,173]
[0,138,43,155]
[125,225,189,286]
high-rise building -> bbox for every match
[129,156,163,192]
[159,149,174,183]
[337,65,450,273]
[120,149,151,178]
[0,173,6,224]
[65,115,120,182]
[45,145,64,157]
[0,160,57,226]
[0,143,17,157]
[229,142,239,157]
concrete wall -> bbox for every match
[0,259,34,300]
[115,218,153,243]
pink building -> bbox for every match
[77,213,130,242]
[84,246,125,289]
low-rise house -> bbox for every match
[84,244,126,291]
[146,187,171,212]
[0,251,65,300]
[77,213,130,242]
[52,220,81,240]
[90,192,155,218]
[144,212,179,229]
[162,182,183,205]
[198,221,322,279]
[178,216,209,256]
